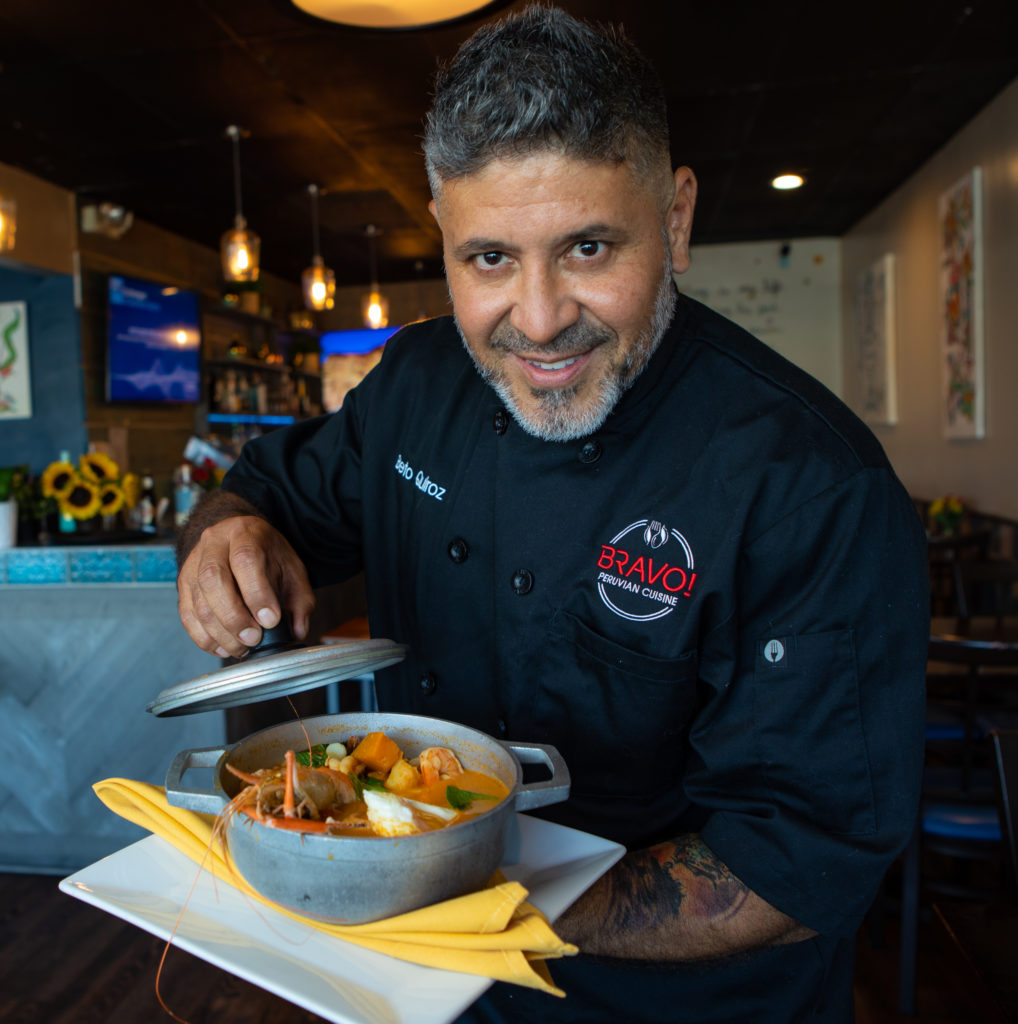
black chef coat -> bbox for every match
[222,292,928,1023]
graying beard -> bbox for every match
[457,261,677,442]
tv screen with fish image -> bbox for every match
[106,274,202,403]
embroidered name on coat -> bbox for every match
[394,453,446,502]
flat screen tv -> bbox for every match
[106,274,202,403]
[319,325,401,356]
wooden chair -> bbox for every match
[991,730,1018,888]
[320,615,378,712]
[952,558,1018,634]
[925,634,1018,797]
[899,636,1018,1018]
[927,531,992,618]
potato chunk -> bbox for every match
[385,758,420,794]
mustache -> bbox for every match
[488,317,613,356]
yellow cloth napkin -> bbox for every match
[93,778,577,996]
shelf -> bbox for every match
[206,413,297,426]
[205,357,319,378]
[203,304,285,331]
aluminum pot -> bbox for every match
[165,711,569,924]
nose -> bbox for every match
[508,264,579,346]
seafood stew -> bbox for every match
[224,730,510,837]
[166,712,569,923]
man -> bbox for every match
[177,7,928,1022]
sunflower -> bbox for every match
[120,472,140,508]
[98,482,126,516]
[80,451,121,484]
[61,478,101,520]
[42,460,77,498]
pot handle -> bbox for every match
[164,745,229,814]
[507,741,571,811]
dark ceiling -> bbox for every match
[2,0,1017,289]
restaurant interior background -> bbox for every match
[1,3,1018,1021]
[0,0,1017,525]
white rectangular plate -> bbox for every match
[59,813,624,1024]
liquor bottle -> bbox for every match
[173,464,201,528]
[138,474,158,534]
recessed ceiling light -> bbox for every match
[772,174,804,190]
[290,0,510,30]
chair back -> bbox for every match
[925,635,1018,797]
[952,558,1018,628]
[992,730,1018,892]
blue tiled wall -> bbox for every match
[1,545,176,585]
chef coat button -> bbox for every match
[492,409,509,435]
[578,440,602,464]
[497,718,508,736]
[418,672,437,695]
[510,569,534,595]
[448,537,470,563]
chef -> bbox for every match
[176,7,929,1022]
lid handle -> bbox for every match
[245,618,296,660]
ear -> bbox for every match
[428,198,440,225]
[665,166,697,275]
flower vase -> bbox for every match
[0,498,17,549]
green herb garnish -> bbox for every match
[446,785,498,810]
[295,744,328,768]
[349,774,387,800]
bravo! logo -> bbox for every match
[596,519,696,622]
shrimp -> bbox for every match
[417,746,464,786]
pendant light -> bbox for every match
[0,195,16,252]
[290,0,512,30]
[220,125,260,283]
[361,224,389,330]
[301,184,335,311]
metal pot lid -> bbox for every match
[147,635,408,717]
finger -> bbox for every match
[177,565,234,658]
[178,592,231,659]
[183,541,262,656]
[187,567,255,658]
[278,562,316,641]
[228,537,286,643]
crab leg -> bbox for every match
[224,762,262,787]
[283,749,297,818]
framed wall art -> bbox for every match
[0,300,31,420]
[939,167,984,440]
[853,253,897,426]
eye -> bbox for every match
[573,240,604,259]
[474,251,507,268]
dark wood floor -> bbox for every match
[0,870,1008,1023]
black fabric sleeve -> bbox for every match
[690,467,928,935]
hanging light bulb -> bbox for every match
[361,224,389,329]
[363,288,389,330]
[301,184,335,311]
[0,195,16,252]
[292,1,510,30]
[220,125,260,283]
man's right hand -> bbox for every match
[176,497,314,658]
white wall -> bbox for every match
[677,237,843,394]
[841,76,1018,520]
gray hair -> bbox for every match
[423,5,671,198]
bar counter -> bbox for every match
[0,542,226,873]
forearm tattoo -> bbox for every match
[605,835,749,934]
